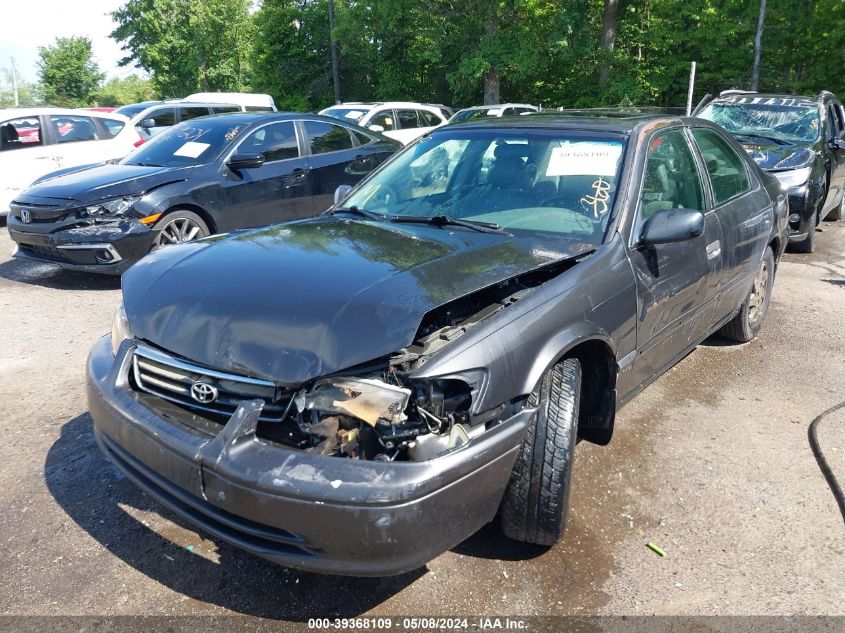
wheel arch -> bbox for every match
[160,203,218,234]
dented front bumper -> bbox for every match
[87,336,529,576]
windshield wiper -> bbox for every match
[131,162,164,167]
[325,205,387,222]
[734,133,789,146]
[390,214,511,235]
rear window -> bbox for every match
[179,106,211,121]
[212,105,241,114]
[245,106,273,112]
[51,115,99,143]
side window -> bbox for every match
[211,105,241,114]
[418,110,441,127]
[179,106,211,122]
[140,107,175,129]
[826,104,843,138]
[0,117,42,149]
[50,115,99,144]
[351,129,374,145]
[369,110,395,131]
[397,110,420,129]
[98,118,125,139]
[639,129,705,222]
[691,128,751,206]
[240,121,299,162]
[303,121,354,154]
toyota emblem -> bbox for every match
[190,381,218,404]
[20,209,31,223]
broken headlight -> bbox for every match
[84,195,141,218]
[110,302,133,355]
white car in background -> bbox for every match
[448,103,538,124]
[319,102,449,145]
[0,108,140,216]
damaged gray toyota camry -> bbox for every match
[87,113,788,576]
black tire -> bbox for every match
[718,246,775,343]
[790,214,817,253]
[500,358,581,545]
[151,209,210,250]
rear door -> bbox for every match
[302,120,365,212]
[45,114,107,168]
[627,127,721,384]
[218,120,313,229]
[690,127,769,316]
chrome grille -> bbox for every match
[132,345,291,423]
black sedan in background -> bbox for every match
[7,112,399,273]
[698,91,845,252]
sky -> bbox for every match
[0,0,143,83]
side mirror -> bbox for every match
[368,124,385,133]
[829,138,845,151]
[334,184,353,205]
[227,153,266,170]
[140,118,156,129]
[639,208,705,246]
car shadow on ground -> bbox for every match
[46,412,427,619]
[0,258,120,290]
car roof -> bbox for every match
[0,107,129,121]
[458,103,537,111]
[152,111,375,127]
[329,102,441,109]
[444,111,676,135]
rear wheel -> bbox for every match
[718,246,775,343]
[499,358,581,545]
[152,210,209,250]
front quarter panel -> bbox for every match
[412,235,637,412]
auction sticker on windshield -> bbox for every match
[173,142,211,158]
[546,141,623,177]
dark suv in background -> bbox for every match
[698,90,845,252]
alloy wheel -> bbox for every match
[155,217,203,247]
[747,259,770,327]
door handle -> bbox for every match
[706,240,721,260]
[284,168,310,188]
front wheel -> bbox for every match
[826,194,843,221]
[151,210,210,250]
[718,246,775,343]
[499,358,581,545]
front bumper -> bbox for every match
[87,336,529,576]
[7,216,153,275]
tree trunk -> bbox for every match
[751,0,767,91]
[483,2,500,104]
[599,0,618,90]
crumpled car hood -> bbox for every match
[122,217,591,385]
[738,139,816,171]
[22,163,192,203]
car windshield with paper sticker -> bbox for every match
[343,129,627,244]
[122,119,248,168]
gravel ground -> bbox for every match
[0,220,842,620]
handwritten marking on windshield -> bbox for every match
[580,177,611,220]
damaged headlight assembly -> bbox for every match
[82,195,141,218]
[110,302,133,356]
[289,371,486,462]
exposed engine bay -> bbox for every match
[262,261,574,462]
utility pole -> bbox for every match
[751,0,767,91]
[11,57,19,107]
[686,61,697,116]
[328,0,341,104]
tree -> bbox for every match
[95,75,157,106]
[111,0,254,98]
[599,0,618,90]
[37,36,104,107]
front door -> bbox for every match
[824,102,845,214]
[218,120,313,230]
[627,128,722,386]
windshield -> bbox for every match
[342,129,627,244]
[699,99,821,143]
[322,107,371,123]
[121,118,249,167]
[450,108,504,124]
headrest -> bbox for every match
[488,154,529,190]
